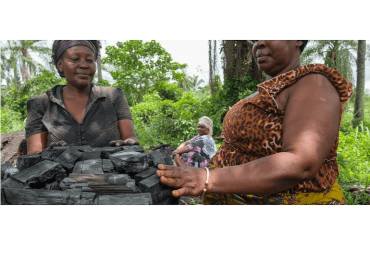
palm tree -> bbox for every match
[0,40,51,90]
[301,40,357,82]
[352,40,366,126]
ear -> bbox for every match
[57,59,63,74]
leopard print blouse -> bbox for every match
[210,64,353,194]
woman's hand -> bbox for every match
[109,139,140,147]
[156,154,207,197]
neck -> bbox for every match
[64,83,91,97]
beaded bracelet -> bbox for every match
[201,167,210,199]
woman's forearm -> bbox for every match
[177,141,190,150]
[176,146,191,155]
[208,152,318,196]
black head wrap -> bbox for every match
[300,40,309,53]
[52,40,101,77]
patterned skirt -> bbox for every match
[203,181,346,205]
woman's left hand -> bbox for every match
[156,154,207,197]
[109,139,140,147]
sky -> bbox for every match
[1,40,370,93]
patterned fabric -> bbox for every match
[181,134,217,168]
[25,83,132,147]
[205,64,353,204]
[203,181,346,205]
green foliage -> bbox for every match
[96,79,112,87]
[150,81,183,101]
[221,74,261,109]
[337,94,370,204]
[2,70,65,119]
[1,106,26,134]
[102,40,187,105]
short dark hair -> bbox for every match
[300,40,309,53]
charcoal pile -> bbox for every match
[1,144,178,205]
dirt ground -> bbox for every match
[1,130,25,166]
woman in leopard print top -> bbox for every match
[157,40,352,205]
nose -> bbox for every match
[255,40,266,49]
[79,59,89,68]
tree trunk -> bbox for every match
[97,49,103,81]
[353,40,366,126]
[209,40,215,99]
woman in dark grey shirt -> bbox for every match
[25,40,139,154]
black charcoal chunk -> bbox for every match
[164,156,173,166]
[54,150,82,172]
[79,151,103,161]
[121,145,145,153]
[137,173,161,193]
[101,147,123,159]
[11,160,64,186]
[41,148,65,161]
[102,159,114,173]
[134,166,158,182]
[106,174,132,184]
[73,159,104,174]
[150,150,166,166]
[60,177,77,190]
[54,167,68,182]
[109,151,148,174]
[152,189,174,204]
[16,154,42,171]
[1,178,31,189]
[1,162,19,180]
[94,193,152,205]
[44,181,62,190]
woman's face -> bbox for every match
[198,124,209,136]
[252,40,302,77]
[57,46,96,89]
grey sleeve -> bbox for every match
[25,95,48,138]
[113,88,132,120]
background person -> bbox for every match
[172,116,217,168]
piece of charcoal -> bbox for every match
[41,148,65,161]
[101,147,124,159]
[150,150,166,166]
[1,178,31,189]
[73,159,104,174]
[109,151,149,174]
[16,154,42,171]
[147,154,154,167]
[164,156,174,166]
[1,162,12,179]
[134,166,158,182]
[106,174,132,184]
[137,173,161,194]
[59,177,77,190]
[1,162,19,180]
[156,196,179,205]
[78,151,103,161]
[152,189,174,204]
[54,167,68,182]
[54,150,82,172]
[102,159,114,173]
[2,188,96,205]
[121,145,145,153]
[11,160,64,186]
[94,193,152,205]
[44,181,62,190]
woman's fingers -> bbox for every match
[109,140,117,146]
[157,164,180,171]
